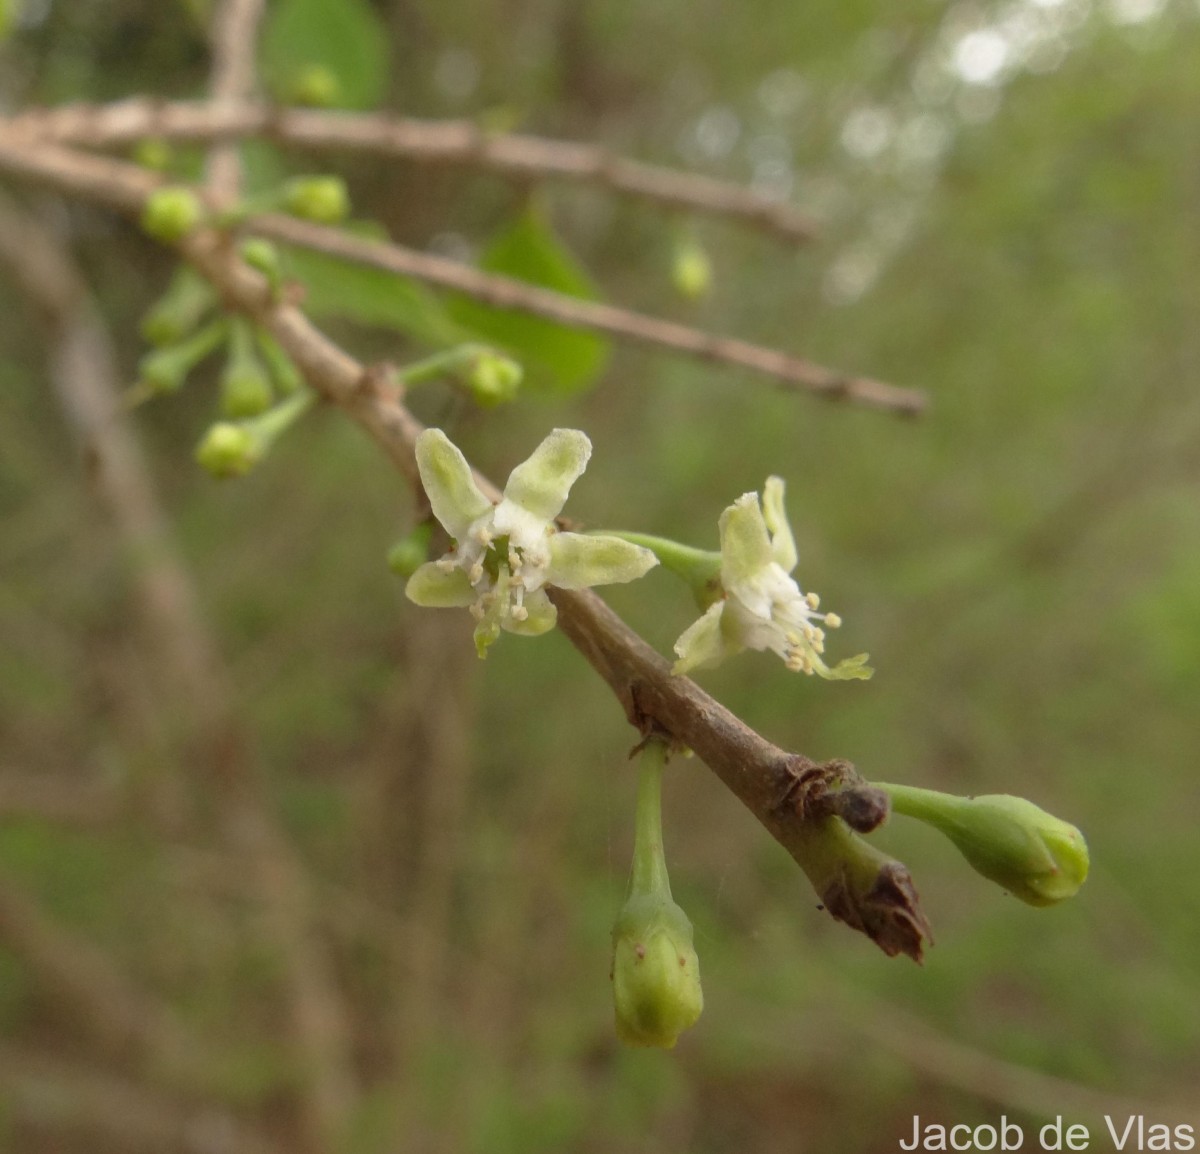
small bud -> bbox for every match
[286,64,341,108]
[141,187,204,243]
[220,364,274,418]
[140,265,215,347]
[195,390,315,480]
[138,318,227,394]
[240,238,283,297]
[195,422,260,479]
[283,176,350,225]
[466,349,522,407]
[672,237,713,300]
[387,523,434,578]
[611,743,703,1049]
[133,138,173,172]
[880,784,1089,907]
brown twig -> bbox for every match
[0,130,924,412]
[8,97,819,242]
[0,133,932,958]
[252,211,925,413]
[205,1,267,202]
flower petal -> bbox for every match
[502,588,558,636]
[503,428,591,522]
[762,476,798,573]
[405,561,477,607]
[672,602,736,675]
[415,428,492,540]
[546,532,658,589]
[718,493,773,587]
[812,652,874,681]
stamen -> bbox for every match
[805,592,820,609]
[824,612,841,629]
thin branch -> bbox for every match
[253,212,926,414]
[0,129,924,412]
[0,133,932,959]
[205,1,267,202]
[8,97,820,242]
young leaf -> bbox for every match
[279,225,470,347]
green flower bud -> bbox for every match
[140,264,215,347]
[611,743,703,1049]
[195,390,315,480]
[195,422,260,478]
[133,138,173,172]
[286,64,341,108]
[240,238,283,298]
[467,349,522,407]
[283,176,350,225]
[138,318,227,394]
[879,783,1089,907]
[387,522,433,579]
[220,319,274,418]
[141,187,204,243]
[672,237,713,300]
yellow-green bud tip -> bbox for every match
[240,239,281,278]
[611,895,703,1049]
[467,351,522,407]
[952,794,1089,907]
[283,177,350,225]
[141,187,204,243]
[887,785,1090,908]
[287,64,341,108]
[672,241,713,300]
[220,367,274,419]
[195,423,261,479]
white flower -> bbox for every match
[406,428,658,656]
[673,477,871,680]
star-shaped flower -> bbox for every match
[672,477,871,680]
[406,428,658,656]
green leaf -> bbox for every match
[449,209,610,396]
[260,0,388,110]
[279,224,470,347]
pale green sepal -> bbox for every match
[813,652,874,681]
[414,429,492,539]
[672,602,733,675]
[718,494,773,586]
[503,428,591,522]
[546,533,658,590]
[405,562,477,608]
[762,476,798,573]
[502,588,557,636]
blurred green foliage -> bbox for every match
[1,0,1199,1151]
